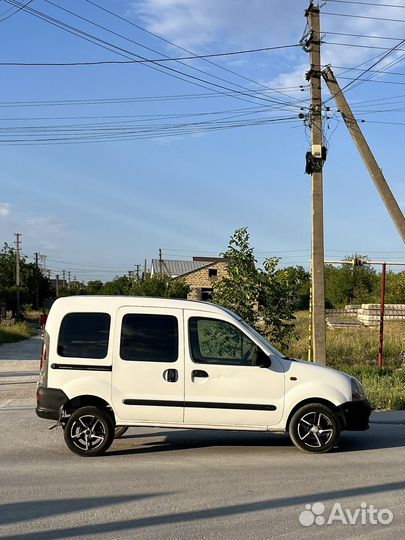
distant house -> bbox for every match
[151,256,227,301]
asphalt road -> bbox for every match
[0,340,404,540]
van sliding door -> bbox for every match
[112,307,184,424]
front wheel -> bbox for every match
[64,406,114,457]
[289,403,340,453]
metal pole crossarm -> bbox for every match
[325,260,405,266]
[322,66,405,244]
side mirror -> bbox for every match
[255,349,271,368]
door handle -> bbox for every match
[163,369,178,383]
[191,369,209,379]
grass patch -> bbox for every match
[286,311,405,368]
[0,322,36,345]
[283,311,405,410]
[336,366,405,410]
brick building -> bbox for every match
[151,257,228,301]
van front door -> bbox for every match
[184,314,285,428]
[112,307,184,424]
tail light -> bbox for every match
[39,331,49,388]
[40,340,47,371]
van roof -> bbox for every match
[50,296,240,318]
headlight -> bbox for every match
[351,378,366,401]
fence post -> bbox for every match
[378,263,387,370]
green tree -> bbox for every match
[129,274,190,299]
[213,227,259,327]
[276,266,310,310]
[83,280,104,295]
[0,243,50,313]
[103,276,132,295]
[383,271,405,304]
[213,228,297,347]
[325,255,379,307]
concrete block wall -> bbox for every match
[184,262,228,301]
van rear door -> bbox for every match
[112,306,184,424]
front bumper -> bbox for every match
[338,399,372,431]
[36,387,68,420]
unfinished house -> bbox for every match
[151,257,228,301]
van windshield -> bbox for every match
[238,320,284,358]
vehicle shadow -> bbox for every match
[109,422,404,456]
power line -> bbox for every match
[0,86,308,109]
[349,106,405,113]
[3,0,292,108]
[0,116,302,145]
[328,48,403,78]
[324,38,405,102]
[321,11,405,22]
[336,76,404,85]
[359,119,405,125]
[323,31,405,41]
[0,105,274,121]
[83,0,305,105]
[326,64,404,76]
[325,0,405,7]
[0,43,301,67]
[0,0,32,22]
[324,41,405,51]
[0,104,298,129]
[37,0,299,109]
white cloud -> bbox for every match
[24,215,67,253]
[0,202,11,218]
[133,0,403,94]
[134,0,304,49]
[25,216,66,232]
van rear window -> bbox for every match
[120,314,178,362]
[58,313,110,359]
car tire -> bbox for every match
[64,406,114,457]
[114,426,129,439]
[289,403,340,453]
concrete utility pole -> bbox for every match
[159,249,163,275]
[62,270,66,288]
[15,233,22,320]
[322,66,405,244]
[306,2,326,364]
[55,274,60,297]
[135,264,141,279]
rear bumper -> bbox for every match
[338,399,372,431]
[36,387,68,420]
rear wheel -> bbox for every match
[289,403,340,453]
[64,406,114,457]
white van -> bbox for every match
[36,296,371,456]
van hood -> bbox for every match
[284,357,351,379]
[280,357,353,401]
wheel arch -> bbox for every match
[285,398,345,431]
[62,395,116,426]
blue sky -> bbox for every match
[0,0,404,282]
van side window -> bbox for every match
[120,314,178,362]
[58,313,110,359]
[189,317,258,366]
